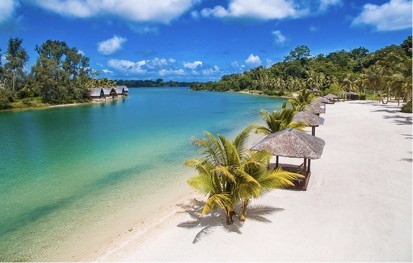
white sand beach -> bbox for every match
[85,100,412,262]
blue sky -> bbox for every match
[0,0,411,81]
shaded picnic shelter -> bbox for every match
[293,111,325,136]
[251,128,325,190]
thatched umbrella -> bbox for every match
[251,128,325,190]
[305,103,325,115]
[311,99,327,112]
[315,96,333,104]
[293,111,325,136]
[324,93,339,102]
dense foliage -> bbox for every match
[0,38,115,109]
[115,79,197,88]
[191,36,412,107]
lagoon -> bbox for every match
[0,87,284,260]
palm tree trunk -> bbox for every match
[239,198,249,222]
[225,206,235,225]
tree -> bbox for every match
[4,38,29,91]
[185,127,300,224]
[255,104,306,135]
[288,89,315,110]
[284,45,311,62]
[32,40,93,103]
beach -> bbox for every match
[85,100,412,262]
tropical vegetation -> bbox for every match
[185,126,302,224]
[0,38,115,110]
[190,36,412,109]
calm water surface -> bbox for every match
[0,87,284,260]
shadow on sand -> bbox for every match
[177,198,283,244]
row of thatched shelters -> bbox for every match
[251,93,338,191]
[88,86,129,100]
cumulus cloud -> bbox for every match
[272,30,286,44]
[102,69,114,74]
[245,54,262,67]
[318,0,342,11]
[33,0,196,23]
[108,59,147,73]
[98,35,127,55]
[199,0,307,20]
[0,0,18,24]
[352,0,412,31]
[159,68,186,76]
[183,61,203,69]
[202,65,220,75]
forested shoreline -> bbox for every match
[191,36,412,111]
[1,36,411,112]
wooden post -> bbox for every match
[308,159,311,173]
[275,156,279,168]
[312,126,315,136]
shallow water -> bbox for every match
[0,87,284,260]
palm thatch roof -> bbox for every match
[324,94,339,101]
[251,128,325,159]
[305,103,325,114]
[315,97,333,104]
[293,111,325,127]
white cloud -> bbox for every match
[202,65,220,75]
[108,59,146,73]
[159,68,185,76]
[98,35,127,55]
[183,61,203,69]
[33,0,196,23]
[0,0,17,23]
[352,0,412,31]
[199,0,306,20]
[102,69,114,74]
[318,0,342,11]
[272,30,286,44]
[245,54,262,66]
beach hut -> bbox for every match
[324,93,339,103]
[115,85,129,97]
[345,91,359,100]
[293,111,324,136]
[251,128,325,190]
[89,88,104,99]
[305,103,325,115]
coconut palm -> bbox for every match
[288,89,315,110]
[185,126,301,224]
[234,150,302,221]
[255,103,306,135]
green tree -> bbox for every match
[185,127,300,224]
[288,89,315,110]
[4,38,29,92]
[255,104,306,135]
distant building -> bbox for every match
[88,86,129,100]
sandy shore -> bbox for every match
[85,100,412,262]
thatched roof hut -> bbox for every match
[293,111,324,127]
[251,128,325,159]
[89,88,104,98]
[305,103,325,115]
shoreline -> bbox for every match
[84,100,411,261]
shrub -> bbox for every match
[0,89,12,110]
[401,100,412,113]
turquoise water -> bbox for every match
[0,87,284,260]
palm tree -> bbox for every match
[234,150,302,221]
[255,104,306,135]
[288,89,315,110]
[185,126,301,224]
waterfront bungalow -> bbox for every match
[88,86,129,100]
[115,86,129,97]
[89,88,105,99]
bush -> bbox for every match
[401,100,412,113]
[0,89,13,110]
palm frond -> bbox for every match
[201,193,233,216]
